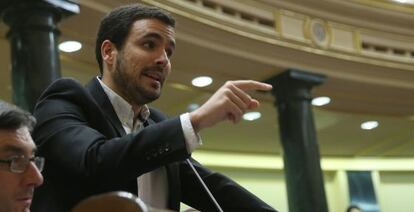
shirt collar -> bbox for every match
[97,77,150,128]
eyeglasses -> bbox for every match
[0,155,45,174]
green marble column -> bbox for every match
[268,69,328,212]
[1,0,79,111]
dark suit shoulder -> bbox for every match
[32,77,113,142]
[34,77,98,124]
[36,77,93,107]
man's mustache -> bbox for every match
[144,64,166,73]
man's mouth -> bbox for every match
[144,72,162,82]
[143,70,164,88]
[17,196,32,207]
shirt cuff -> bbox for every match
[180,113,202,153]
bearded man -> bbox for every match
[32,4,276,212]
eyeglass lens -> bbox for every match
[11,156,44,173]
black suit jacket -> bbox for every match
[32,77,277,212]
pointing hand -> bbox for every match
[189,80,272,132]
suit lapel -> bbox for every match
[86,80,181,209]
[85,77,126,137]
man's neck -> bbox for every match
[101,75,143,118]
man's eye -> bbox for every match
[143,41,156,49]
[166,49,173,58]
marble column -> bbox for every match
[1,0,79,111]
[267,69,328,212]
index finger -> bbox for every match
[231,80,273,91]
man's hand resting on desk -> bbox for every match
[189,80,272,132]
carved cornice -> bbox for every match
[143,0,414,71]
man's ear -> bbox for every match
[101,40,117,69]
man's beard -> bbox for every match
[112,55,162,105]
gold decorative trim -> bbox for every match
[279,10,311,44]
[353,30,362,54]
[304,18,332,49]
[273,9,281,36]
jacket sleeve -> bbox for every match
[33,78,190,189]
[180,158,277,212]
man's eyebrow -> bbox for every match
[0,144,25,155]
[143,32,176,49]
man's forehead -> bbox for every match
[131,19,175,39]
[0,127,36,155]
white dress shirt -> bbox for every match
[97,77,201,209]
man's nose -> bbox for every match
[22,162,44,187]
[155,50,169,67]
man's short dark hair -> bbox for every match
[95,3,176,74]
[0,100,36,132]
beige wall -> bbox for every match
[212,168,414,212]
[193,151,414,212]
[377,171,414,212]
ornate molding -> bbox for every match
[143,0,414,70]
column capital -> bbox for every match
[269,69,325,87]
[266,69,326,102]
[1,0,79,28]
[1,0,79,15]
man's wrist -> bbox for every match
[189,111,201,133]
[180,113,202,153]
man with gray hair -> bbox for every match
[0,100,44,212]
